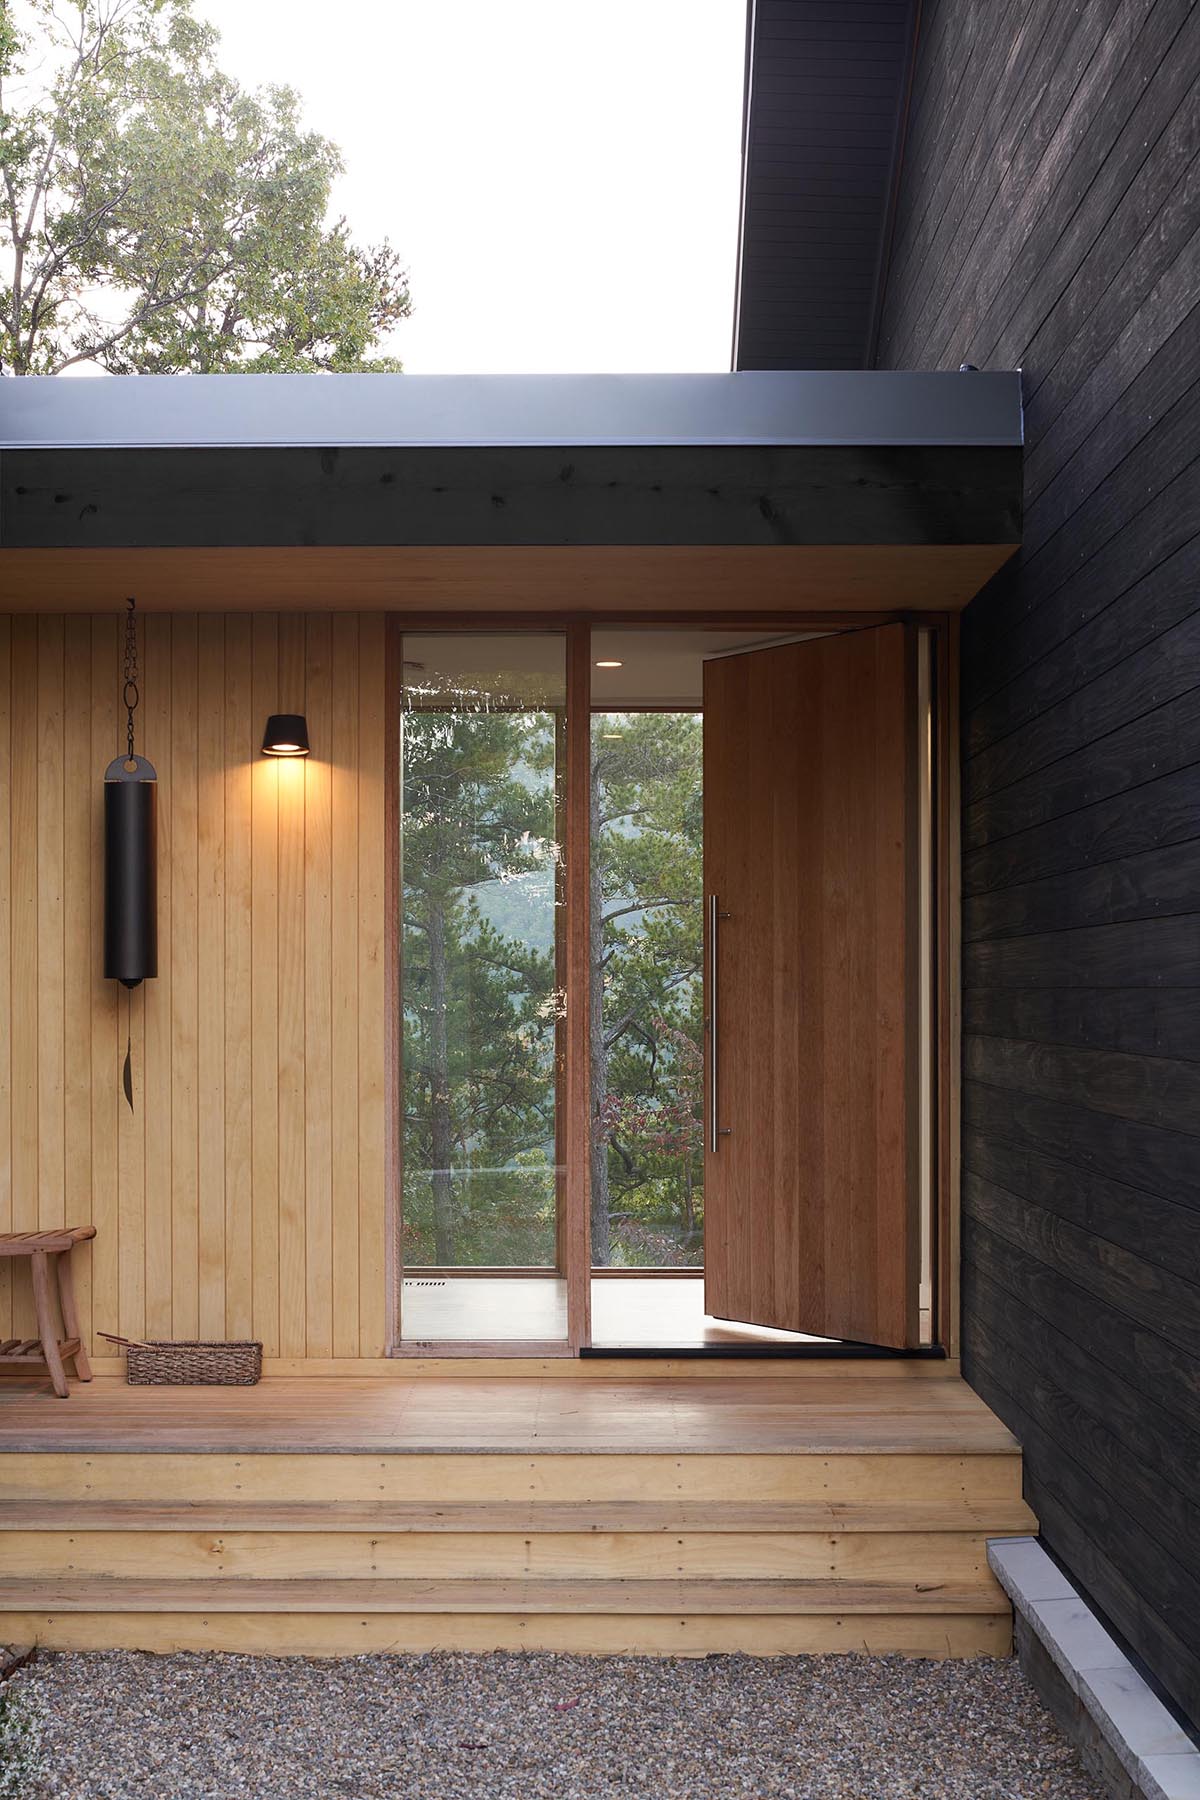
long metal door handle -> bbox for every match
[708,895,730,1153]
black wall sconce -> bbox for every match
[261,713,310,757]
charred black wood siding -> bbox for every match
[0,445,1021,549]
[875,0,1200,1727]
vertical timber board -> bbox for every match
[142,612,171,1340]
[331,616,361,1357]
[170,614,199,1339]
[10,619,39,1337]
[250,616,281,1356]
[196,615,226,1340]
[303,613,333,1357]
[89,617,120,1355]
[36,615,65,1238]
[277,613,308,1360]
[358,615,388,1358]
[223,615,254,1341]
[63,617,93,1343]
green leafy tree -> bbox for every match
[0,0,410,373]
[590,712,704,1266]
[401,705,559,1265]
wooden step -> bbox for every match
[0,1575,1011,1615]
[0,1450,1026,1506]
[0,1497,1037,1533]
[0,1529,1009,1584]
[0,1608,1013,1658]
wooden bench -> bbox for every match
[0,1229,95,1398]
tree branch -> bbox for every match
[602,898,694,926]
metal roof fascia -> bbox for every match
[0,370,1023,451]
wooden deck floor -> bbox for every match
[0,1371,1018,1455]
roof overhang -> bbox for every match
[733,0,921,371]
[0,372,1021,613]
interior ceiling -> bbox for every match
[400,632,567,710]
[400,628,832,710]
[589,628,829,705]
[733,0,919,371]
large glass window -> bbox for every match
[397,634,566,1343]
[589,710,704,1268]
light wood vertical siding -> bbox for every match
[0,613,388,1359]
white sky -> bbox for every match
[192,0,748,373]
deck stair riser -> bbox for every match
[0,1451,1026,1505]
[0,1526,1010,1583]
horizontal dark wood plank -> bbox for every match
[962,764,1200,894]
[1017,103,1200,421]
[964,1033,1200,1135]
[979,385,1200,664]
[881,0,1060,343]
[963,1076,1199,1211]
[964,1181,1200,1367]
[964,915,1200,990]
[968,1344,1200,1723]
[963,838,1200,940]
[1023,327,1200,556]
[965,1256,1200,1536]
[957,0,1199,371]
[962,985,1200,1062]
[899,0,1137,367]
[964,596,1200,800]
[963,473,1200,715]
[965,1295,1200,1653]
[1021,1473,1200,1733]
[937,0,1194,360]
[1022,227,1200,509]
[965,1315,1200,1654]
[964,1123,1200,1287]
[964,682,1200,849]
[0,446,1022,551]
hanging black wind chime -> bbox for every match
[104,598,157,1111]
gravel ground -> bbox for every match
[14,1649,1103,1800]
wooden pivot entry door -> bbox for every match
[702,624,920,1348]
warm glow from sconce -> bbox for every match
[595,660,623,669]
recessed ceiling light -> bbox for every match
[595,659,623,669]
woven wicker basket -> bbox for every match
[101,1334,262,1385]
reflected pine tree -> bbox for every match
[401,703,705,1272]
[401,706,560,1265]
[591,713,704,1267]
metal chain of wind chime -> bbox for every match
[104,598,158,1111]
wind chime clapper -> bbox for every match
[104,597,157,1112]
